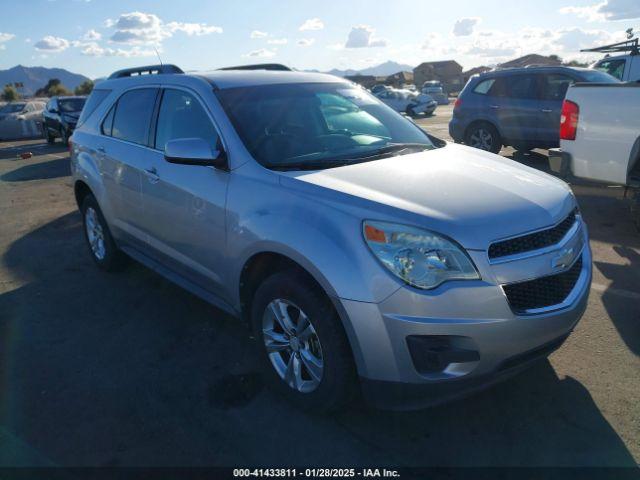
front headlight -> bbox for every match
[363,221,480,289]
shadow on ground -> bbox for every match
[1,158,70,182]
[0,213,638,467]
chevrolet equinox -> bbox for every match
[70,64,591,410]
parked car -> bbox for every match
[370,84,389,95]
[0,100,46,122]
[421,80,449,105]
[449,66,619,153]
[375,88,437,116]
[71,64,591,410]
[43,95,87,145]
[550,81,640,226]
[582,38,640,82]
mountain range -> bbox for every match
[0,65,90,96]
[320,60,415,77]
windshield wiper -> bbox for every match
[266,143,433,171]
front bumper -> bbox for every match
[339,220,592,410]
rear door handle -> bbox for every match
[144,167,160,184]
[490,105,500,110]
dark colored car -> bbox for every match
[43,96,87,145]
[449,66,618,153]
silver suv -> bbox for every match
[71,64,591,410]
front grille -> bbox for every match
[503,257,583,314]
[489,210,577,260]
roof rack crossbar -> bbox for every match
[108,64,184,79]
[218,63,292,71]
[581,38,639,55]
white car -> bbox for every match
[0,101,46,122]
[375,88,437,116]
[583,38,640,82]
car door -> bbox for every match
[536,73,576,147]
[139,87,229,294]
[489,74,541,146]
[98,87,159,248]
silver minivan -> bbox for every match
[70,64,591,410]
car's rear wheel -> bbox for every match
[81,194,128,271]
[251,271,356,411]
[46,129,56,144]
[405,105,415,117]
[465,122,502,154]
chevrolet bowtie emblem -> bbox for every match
[552,247,575,270]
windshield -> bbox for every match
[216,82,435,170]
[0,103,26,113]
[58,98,86,113]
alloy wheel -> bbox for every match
[469,128,493,151]
[262,298,324,393]
[85,207,106,260]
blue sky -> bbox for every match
[1,0,639,78]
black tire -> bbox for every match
[80,194,128,271]
[46,129,56,144]
[465,122,502,154]
[251,271,357,412]
[61,128,69,146]
[405,105,415,117]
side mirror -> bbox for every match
[164,138,227,169]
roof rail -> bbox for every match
[108,64,184,79]
[218,63,292,71]
[581,38,639,55]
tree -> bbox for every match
[34,78,72,97]
[1,84,21,101]
[74,79,94,96]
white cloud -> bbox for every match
[108,11,221,45]
[0,32,15,44]
[83,29,101,41]
[560,0,640,21]
[244,48,276,58]
[345,25,388,48]
[34,35,70,52]
[166,22,222,36]
[453,17,480,36]
[297,38,314,47]
[268,38,288,45]
[250,30,268,39]
[299,18,324,31]
[80,42,156,57]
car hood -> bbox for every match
[279,144,574,250]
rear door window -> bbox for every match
[473,79,495,94]
[540,74,574,101]
[111,88,158,146]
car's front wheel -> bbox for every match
[81,194,128,271]
[251,271,356,411]
[465,122,502,154]
[46,129,56,144]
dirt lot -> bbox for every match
[1,107,639,468]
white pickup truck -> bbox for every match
[583,38,640,82]
[550,82,640,225]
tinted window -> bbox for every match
[579,70,620,83]
[217,83,434,169]
[595,59,626,80]
[540,74,574,101]
[112,88,157,145]
[77,89,110,126]
[101,105,115,136]
[155,89,219,151]
[506,75,538,99]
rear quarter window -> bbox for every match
[77,89,111,127]
[473,79,495,95]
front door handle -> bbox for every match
[489,105,500,110]
[541,109,553,113]
[144,167,160,184]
